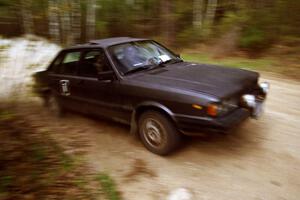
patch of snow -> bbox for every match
[167,188,192,200]
[0,36,61,99]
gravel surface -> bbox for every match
[18,74,300,200]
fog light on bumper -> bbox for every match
[259,82,270,94]
[241,94,256,108]
[241,94,265,118]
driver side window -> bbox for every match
[78,50,111,78]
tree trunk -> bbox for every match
[86,0,96,41]
[70,0,81,44]
[60,0,72,45]
[48,0,61,43]
[160,0,175,46]
[205,0,218,26]
[21,0,34,34]
[193,0,204,29]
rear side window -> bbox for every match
[48,53,64,72]
[58,51,81,75]
[63,52,80,63]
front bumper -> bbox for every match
[175,82,269,135]
[175,108,251,135]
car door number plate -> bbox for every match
[60,80,70,96]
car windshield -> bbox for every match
[108,40,180,75]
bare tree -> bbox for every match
[205,0,218,26]
[160,0,175,46]
[86,0,96,41]
[21,0,34,34]
[193,0,204,29]
[48,0,61,43]
[70,0,81,44]
[59,0,71,45]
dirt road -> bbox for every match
[21,73,300,200]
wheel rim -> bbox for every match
[142,118,165,148]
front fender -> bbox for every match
[130,101,177,137]
[135,101,176,120]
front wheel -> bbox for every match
[138,111,181,155]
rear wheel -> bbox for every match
[138,111,181,155]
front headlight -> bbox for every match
[259,82,270,94]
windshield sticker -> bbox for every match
[159,55,170,62]
[133,62,144,67]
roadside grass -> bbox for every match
[0,104,123,200]
[0,176,13,195]
[96,173,121,200]
[181,52,275,71]
[0,106,107,199]
[0,110,16,121]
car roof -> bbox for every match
[64,37,148,50]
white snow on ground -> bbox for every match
[0,35,61,99]
[167,188,193,200]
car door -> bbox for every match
[72,49,127,122]
[48,50,82,110]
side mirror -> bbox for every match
[98,71,114,81]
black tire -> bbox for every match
[44,92,65,117]
[138,111,181,155]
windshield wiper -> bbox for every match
[123,66,151,75]
[157,58,183,68]
[124,58,183,75]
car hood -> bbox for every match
[132,62,259,99]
